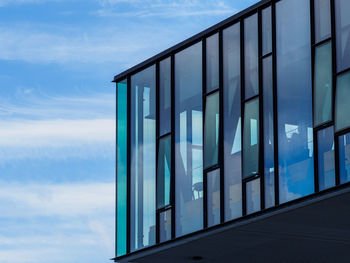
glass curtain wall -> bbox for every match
[276,0,314,203]
[130,66,156,251]
[175,42,203,237]
[335,0,350,73]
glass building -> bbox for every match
[114,0,350,262]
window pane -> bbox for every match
[314,41,333,127]
[243,98,259,178]
[276,0,314,204]
[223,23,242,221]
[159,210,172,243]
[262,7,272,56]
[246,178,261,214]
[262,56,275,208]
[314,0,331,43]
[117,79,127,257]
[335,72,350,131]
[206,33,219,93]
[204,92,219,169]
[159,57,171,136]
[130,66,156,251]
[335,0,350,72]
[207,169,221,227]
[157,135,171,208]
[175,42,203,237]
[339,132,350,184]
[317,127,335,190]
[244,14,259,99]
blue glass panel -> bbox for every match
[314,0,331,43]
[175,42,203,237]
[117,79,127,257]
[262,56,275,208]
[159,210,172,243]
[223,23,242,221]
[157,135,171,208]
[159,57,171,136]
[130,65,156,251]
[339,133,350,184]
[246,178,261,215]
[276,0,314,204]
[262,7,272,56]
[206,33,219,93]
[317,127,335,190]
[207,169,220,227]
[335,0,350,72]
[335,72,350,131]
[244,14,259,99]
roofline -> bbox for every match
[113,0,272,83]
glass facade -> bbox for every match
[115,0,350,257]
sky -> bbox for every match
[0,1,259,262]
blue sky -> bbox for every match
[0,0,258,262]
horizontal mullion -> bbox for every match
[157,205,173,213]
[261,52,273,59]
[335,126,350,137]
[313,121,334,131]
[204,164,220,173]
[203,88,220,97]
[244,94,260,103]
[336,67,350,77]
[157,132,172,140]
[242,173,260,183]
[313,37,332,47]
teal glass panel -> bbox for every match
[130,65,156,252]
[243,98,259,179]
[262,7,272,56]
[223,23,242,221]
[314,0,331,43]
[262,56,275,208]
[244,14,259,99]
[117,79,127,257]
[276,0,314,204]
[159,57,171,136]
[207,169,220,227]
[159,210,172,243]
[317,127,335,190]
[246,178,261,214]
[339,133,350,184]
[157,135,171,209]
[206,33,219,93]
[335,0,350,72]
[204,92,219,169]
[175,42,203,237]
[314,41,332,127]
[335,72,350,131]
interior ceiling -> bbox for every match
[117,187,350,263]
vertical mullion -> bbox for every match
[170,54,175,239]
[271,1,279,206]
[115,82,118,258]
[155,62,160,244]
[258,8,265,210]
[126,75,131,254]
[240,19,247,216]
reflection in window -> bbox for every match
[314,41,333,127]
[175,42,203,237]
[207,169,221,227]
[276,0,314,204]
[335,72,350,131]
[314,0,331,43]
[244,14,259,99]
[262,56,275,208]
[204,92,219,169]
[130,66,156,251]
[262,7,272,56]
[223,23,242,221]
[243,98,259,179]
[159,210,172,243]
[335,0,350,72]
[157,136,171,209]
[246,178,261,214]
[159,57,171,136]
[117,79,127,257]
[317,127,335,191]
[339,133,350,184]
[206,33,219,93]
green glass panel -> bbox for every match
[243,98,259,178]
[204,92,219,169]
[314,41,332,127]
[117,79,127,257]
[336,72,350,131]
[157,135,171,208]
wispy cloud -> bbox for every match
[0,0,58,7]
